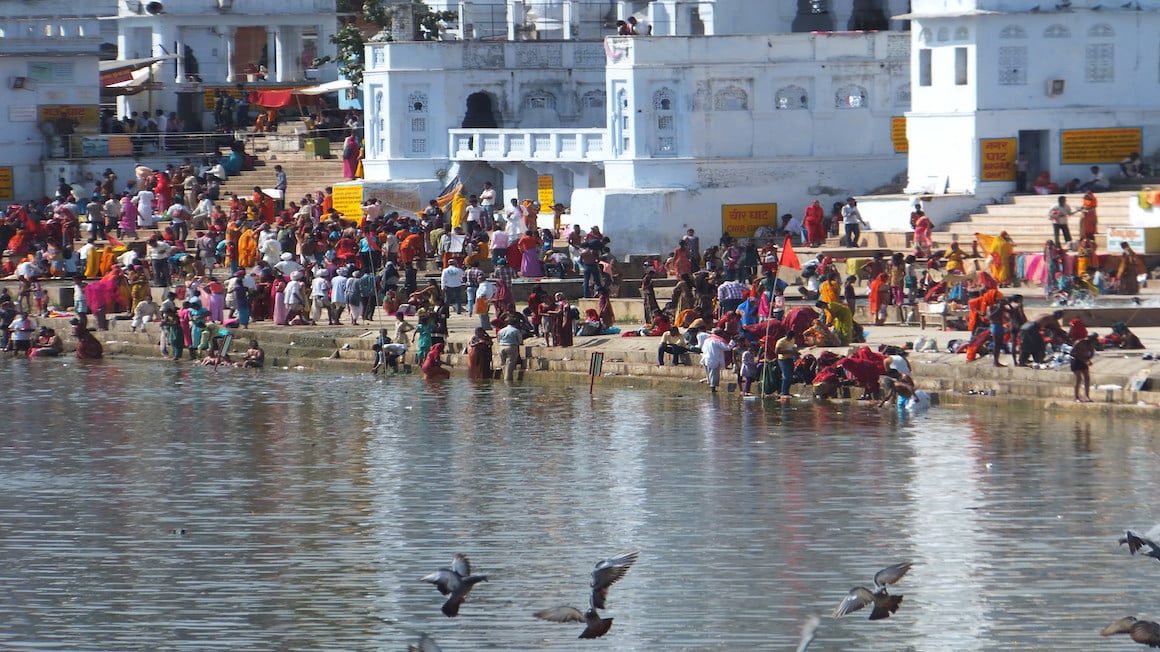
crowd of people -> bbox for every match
[1,165,1151,400]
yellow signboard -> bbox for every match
[891,116,908,153]
[331,183,364,223]
[38,105,100,134]
[1060,127,1142,165]
[979,138,1017,182]
[537,175,554,209]
[0,167,13,201]
[721,203,778,238]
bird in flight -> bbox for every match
[533,549,640,638]
[797,614,821,651]
[1119,530,1160,561]
[1100,616,1160,647]
[832,561,913,620]
[420,553,489,617]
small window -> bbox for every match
[919,49,932,86]
[954,47,968,85]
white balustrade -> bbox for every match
[449,128,607,163]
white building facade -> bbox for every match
[362,3,912,253]
[112,0,338,129]
[904,0,1160,198]
[0,0,111,202]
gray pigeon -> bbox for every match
[1100,616,1160,647]
[1119,531,1160,561]
[533,549,640,639]
[533,605,614,639]
[420,553,489,617]
[590,549,639,609]
[832,562,913,620]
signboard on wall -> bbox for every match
[38,105,100,134]
[1107,226,1147,252]
[721,203,778,238]
[331,183,364,222]
[0,167,13,201]
[1060,127,1141,164]
[890,116,908,153]
[537,175,554,209]
[979,138,1017,182]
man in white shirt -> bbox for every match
[284,271,307,324]
[310,271,332,324]
[440,259,466,314]
[700,328,731,393]
[841,197,868,248]
[165,198,191,242]
[464,195,487,237]
[131,295,158,332]
[147,236,173,287]
[274,252,303,277]
[77,238,96,273]
[135,188,156,228]
[190,193,213,229]
[8,311,36,356]
[1079,165,1110,193]
[479,181,496,226]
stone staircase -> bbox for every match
[939,189,1139,253]
[217,134,348,207]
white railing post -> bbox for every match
[562,1,573,40]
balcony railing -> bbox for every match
[449,128,608,163]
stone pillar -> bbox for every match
[174,30,186,82]
[224,26,236,82]
[266,26,278,81]
[272,25,288,80]
[697,1,715,35]
[459,2,474,39]
[277,26,298,81]
[507,0,523,41]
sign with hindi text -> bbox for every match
[537,175,554,209]
[331,183,364,223]
[979,138,1017,182]
[891,116,908,153]
[0,167,13,201]
[721,203,778,238]
[1060,127,1142,165]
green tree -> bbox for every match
[317,1,456,88]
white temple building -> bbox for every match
[362,0,913,253]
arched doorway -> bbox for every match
[462,92,498,128]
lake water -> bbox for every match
[1,359,1157,651]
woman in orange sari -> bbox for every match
[237,227,259,269]
[1079,192,1098,240]
[867,272,889,325]
[672,242,693,277]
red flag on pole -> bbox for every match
[779,234,801,270]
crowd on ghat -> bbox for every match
[0,170,1150,401]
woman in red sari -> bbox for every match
[466,327,493,379]
[804,199,826,246]
[867,272,889,326]
[421,341,451,380]
[549,292,574,347]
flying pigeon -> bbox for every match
[832,562,913,620]
[533,605,614,639]
[420,553,489,617]
[1120,530,1160,561]
[533,549,640,638]
[1100,616,1160,647]
[591,549,640,609]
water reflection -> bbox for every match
[0,360,1157,650]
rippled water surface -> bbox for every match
[1,359,1158,651]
